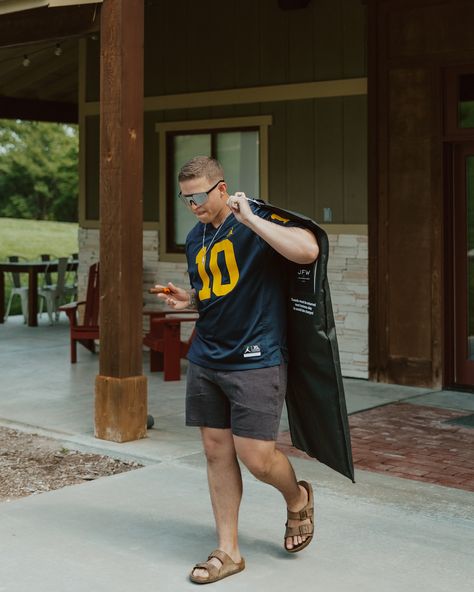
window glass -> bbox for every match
[216,131,259,198]
[169,128,260,252]
[459,74,474,129]
[173,134,211,246]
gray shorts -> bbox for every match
[186,362,288,441]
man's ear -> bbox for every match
[220,181,228,195]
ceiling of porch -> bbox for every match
[0,37,80,103]
[0,4,99,121]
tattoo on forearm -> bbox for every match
[189,290,198,310]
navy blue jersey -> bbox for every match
[186,203,301,370]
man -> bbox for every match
[155,156,319,584]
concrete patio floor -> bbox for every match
[0,315,473,591]
[4,313,473,465]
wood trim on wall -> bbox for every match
[155,116,273,133]
[83,77,368,115]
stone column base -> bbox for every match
[95,375,148,442]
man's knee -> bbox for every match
[245,457,274,480]
[236,442,276,480]
[201,428,234,464]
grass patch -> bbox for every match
[0,218,78,317]
[0,217,78,260]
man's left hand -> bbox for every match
[227,192,254,225]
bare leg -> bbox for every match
[234,435,311,551]
[192,427,243,581]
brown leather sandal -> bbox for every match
[284,480,314,553]
[189,549,245,585]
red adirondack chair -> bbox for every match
[59,262,99,363]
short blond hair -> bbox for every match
[178,156,225,183]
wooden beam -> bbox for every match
[0,5,99,49]
[0,95,77,122]
[95,0,146,443]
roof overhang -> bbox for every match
[0,0,101,15]
[0,0,101,119]
[0,3,100,49]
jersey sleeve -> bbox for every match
[253,204,304,228]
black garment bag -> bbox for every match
[257,200,355,482]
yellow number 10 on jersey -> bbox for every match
[196,239,240,300]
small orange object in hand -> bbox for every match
[148,286,171,295]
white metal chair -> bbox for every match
[38,253,58,286]
[38,257,69,324]
[4,255,29,324]
[63,254,78,303]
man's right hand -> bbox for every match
[151,282,192,310]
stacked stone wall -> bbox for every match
[327,234,368,379]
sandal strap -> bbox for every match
[286,481,314,520]
[285,523,314,538]
[193,549,228,578]
[287,507,314,520]
[208,549,231,565]
[193,561,219,578]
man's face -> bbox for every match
[179,177,227,224]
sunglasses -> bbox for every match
[178,179,225,207]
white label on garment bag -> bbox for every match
[291,298,316,316]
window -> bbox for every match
[168,128,259,252]
[444,67,474,137]
[156,116,271,260]
[459,74,474,129]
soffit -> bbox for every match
[0,3,99,104]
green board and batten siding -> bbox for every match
[83,0,367,225]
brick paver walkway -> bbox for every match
[277,402,474,492]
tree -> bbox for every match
[0,120,78,222]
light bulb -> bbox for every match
[22,55,30,67]
[54,44,62,57]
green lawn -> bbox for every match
[0,217,78,316]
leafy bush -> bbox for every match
[0,120,78,222]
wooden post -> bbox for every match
[95,0,147,442]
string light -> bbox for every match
[0,39,72,70]
[0,35,99,71]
